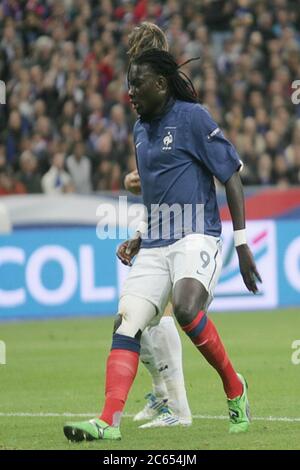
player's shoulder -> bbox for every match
[174,100,198,112]
[175,101,212,119]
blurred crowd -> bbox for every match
[1,0,300,196]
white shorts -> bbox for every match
[120,234,222,319]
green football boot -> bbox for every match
[227,373,251,434]
[63,417,121,442]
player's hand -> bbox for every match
[236,244,262,294]
[116,236,141,266]
[124,170,141,195]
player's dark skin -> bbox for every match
[118,63,262,327]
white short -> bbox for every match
[120,234,223,319]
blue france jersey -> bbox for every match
[134,99,241,248]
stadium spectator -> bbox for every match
[41,152,74,194]
[93,159,122,192]
[0,167,26,195]
[16,150,42,193]
[66,141,92,194]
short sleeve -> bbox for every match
[191,105,242,183]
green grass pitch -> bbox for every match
[0,308,299,450]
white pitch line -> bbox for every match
[0,413,299,422]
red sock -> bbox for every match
[100,349,139,426]
[182,311,242,399]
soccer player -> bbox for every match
[64,49,261,442]
[126,22,192,428]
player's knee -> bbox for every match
[114,314,138,338]
[114,295,157,338]
[173,299,199,326]
[173,279,209,326]
[113,314,143,339]
[113,314,123,334]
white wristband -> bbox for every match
[234,229,247,247]
[136,221,148,236]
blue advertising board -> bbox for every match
[277,221,300,306]
[0,221,299,319]
[0,227,120,319]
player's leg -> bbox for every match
[142,311,192,427]
[135,301,192,427]
[170,235,250,434]
[63,247,171,441]
[133,327,169,422]
[140,328,168,403]
[64,295,157,442]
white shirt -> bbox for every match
[66,155,92,194]
[42,167,73,194]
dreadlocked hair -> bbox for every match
[129,49,199,103]
[127,22,169,59]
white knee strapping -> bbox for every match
[116,295,157,338]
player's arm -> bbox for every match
[224,171,262,293]
[190,106,262,293]
[124,169,141,195]
[119,160,143,263]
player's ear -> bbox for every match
[156,75,168,96]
